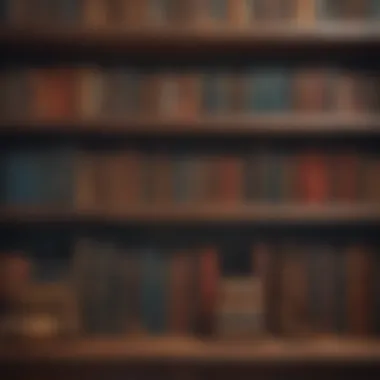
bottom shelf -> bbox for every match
[2,337,380,364]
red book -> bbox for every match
[199,247,219,336]
[297,150,329,203]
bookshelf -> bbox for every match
[1,0,380,377]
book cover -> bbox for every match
[249,68,290,113]
[31,68,77,120]
[346,244,372,335]
[140,249,168,334]
[296,150,330,203]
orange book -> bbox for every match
[31,68,78,119]
[169,252,192,335]
[297,150,330,203]
[219,155,244,202]
[198,247,219,336]
[346,244,372,336]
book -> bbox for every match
[178,73,201,118]
[334,246,347,334]
[361,153,380,203]
[150,153,173,203]
[296,150,330,203]
[346,244,372,335]
[0,0,8,24]
[140,249,168,334]
[198,247,219,336]
[292,68,330,112]
[147,0,171,25]
[169,252,192,334]
[308,244,336,335]
[31,68,78,120]
[295,0,316,25]
[249,68,290,113]
[228,0,255,26]
[172,154,192,202]
[218,155,244,202]
[253,0,292,21]
[157,73,181,116]
[202,71,229,114]
[330,149,360,202]
[83,0,107,27]
[78,67,104,119]
[207,0,228,24]
[371,0,380,18]
[105,0,129,25]
[341,0,369,20]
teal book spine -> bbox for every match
[249,68,291,113]
[141,249,167,334]
[371,0,380,18]
[202,72,228,113]
[5,150,45,206]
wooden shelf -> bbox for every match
[1,23,380,54]
[1,204,380,224]
[2,337,380,364]
[1,115,380,137]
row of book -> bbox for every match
[1,148,379,208]
[1,67,379,120]
[1,239,380,339]
[1,0,380,28]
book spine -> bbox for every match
[169,252,192,334]
[202,72,229,114]
[83,0,107,27]
[147,0,170,25]
[173,154,192,202]
[361,154,380,203]
[198,247,219,336]
[218,155,244,202]
[140,249,167,334]
[296,150,329,203]
[228,0,255,26]
[208,0,228,23]
[334,246,347,334]
[346,244,372,336]
[371,0,380,18]
[295,0,316,25]
[374,244,380,335]
[4,70,30,119]
[177,73,201,119]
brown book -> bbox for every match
[178,73,201,119]
[31,68,78,120]
[296,150,330,203]
[342,0,369,20]
[151,153,173,203]
[75,151,98,211]
[254,0,293,21]
[346,244,372,335]
[229,72,246,113]
[228,0,255,26]
[293,68,329,112]
[78,67,104,119]
[169,252,192,335]
[83,0,107,27]
[280,242,310,337]
[198,247,219,336]
[361,153,380,203]
[139,72,161,114]
[218,155,244,202]
[334,70,367,113]
[330,150,360,202]
[295,0,316,25]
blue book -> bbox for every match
[249,68,291,113]
[4,150,46,206]
[141,249,167,334]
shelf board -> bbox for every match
[1,337,380,364]
[1,23,380,54]
[1,204,380,224]
[1,115,379,137]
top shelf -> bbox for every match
[1,24,380,55]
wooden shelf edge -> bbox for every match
[2,337,380,363]
[0,115,379,136]
[1,204,380,224]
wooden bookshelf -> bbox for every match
[1,24,380,54]
[1,114,380,137]
[2,337,380,364]
[1,204,380,224]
